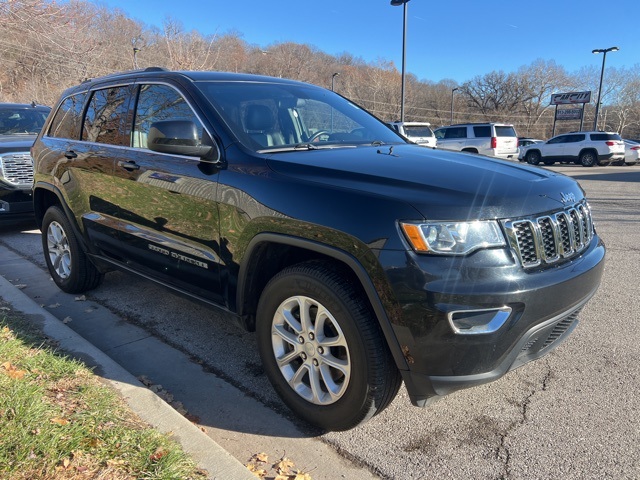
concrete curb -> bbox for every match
[0,274,255,480]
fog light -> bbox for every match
[447,307,512,335]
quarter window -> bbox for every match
[133,84,204,149]
[473,126,491,137]
[48,93,87,140]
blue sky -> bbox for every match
[91,0,638,84]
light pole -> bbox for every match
[592,46,619,131]
[133,47,140,69]
[331,72,340,91]
[450,87,459,125]
[391,0,410,122]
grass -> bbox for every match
[0,303,207,480]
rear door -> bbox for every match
[111,82,223,302]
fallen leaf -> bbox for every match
[1,362,26,379]
[293,471,313,480]
[15,284,27,289]
[274,457,295,475]
[252,452,269,463]
[149,447,167,462]
[62,317,72,324]
[74,295,86,301]
[50,417,69,425]
[48,303,61,309]
[246,463,267,478]
[84,307,96,313]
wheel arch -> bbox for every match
[236,233,409,372]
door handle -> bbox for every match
[117,160,140,171]
[64,150,77,159]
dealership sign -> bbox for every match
[550,91,592,105]
[555,108,583,120]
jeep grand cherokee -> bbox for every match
[31,69,605,431]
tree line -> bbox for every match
[2,0,639,140]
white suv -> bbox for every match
[433,123,519,160]
[388,121,436,148]
[521,131,625,167]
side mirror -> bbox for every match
[148,120,220,163]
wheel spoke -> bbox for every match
[319,364,346,400]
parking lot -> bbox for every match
[1,163,638,479]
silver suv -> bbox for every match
[521,131,625,167]
[387,121,436,148]
[433,123,518,159]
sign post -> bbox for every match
[550,91,592,135]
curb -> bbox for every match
[0,274,255,480]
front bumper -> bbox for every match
[0,187,34,223]
[379,235,605,406]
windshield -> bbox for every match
[0,106,50,135]
[195,81,405,152]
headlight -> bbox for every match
[400,220,506,255]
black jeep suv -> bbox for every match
[32,69,605,431]
[0,102,50,224]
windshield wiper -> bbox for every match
[293,143,319,150]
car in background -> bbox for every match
[517,138,544,161]
[617,139,639,166]
[387,121,436,148]
[521,131,625,167]
[0,102,51,224]
[433,123,519,160]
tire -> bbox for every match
[256,261,401,431]
[612,159,624,166]
[41,206,104,293]
[526,150,541,165]
[580,150,597,167]
[597,159,611,167]
[543,159,555,166]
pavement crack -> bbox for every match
[497,360,554,479]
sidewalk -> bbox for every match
[0,270,255,480]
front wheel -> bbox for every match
[41,206,103,293]
[256,261,401,431]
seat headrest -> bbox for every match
[244,104,274,132]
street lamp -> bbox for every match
[450,87,459,125]
[592,46,619,131]
[390,0,410,122]
[331,72,340,91]
[133,47,140,69]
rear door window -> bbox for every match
[83,86,136,146]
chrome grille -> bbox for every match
[0,152,34,186]
[503,200,593,268]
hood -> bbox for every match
[264,144,585,220]
[0,134,37,152]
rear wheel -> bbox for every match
[256,261,401,431]
[526,150,541,165]
[580,150,597,167]
[41,206,103,293]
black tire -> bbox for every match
[580,150,597,167]
[612,159,624,166]
[256,260,401,431]
[597,159,611,167]
[543,159,555,166]
[526,150,541,165]
[41,206,103,293]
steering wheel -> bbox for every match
[308,130,331,143]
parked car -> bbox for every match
[387,121,436,148]
[517,137,544,161]
[32,69,605,431]
[433,123,519,160]
[0,102,51,224]
[618,139,640,166]
[521,131,625,167]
